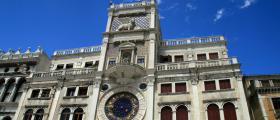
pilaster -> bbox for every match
[88,79,101,120]
[191,80,201,120]
[148,39,156,69]
[145,76,155,120]
[236,76,251,120]
[14,86,29,120]
[98,37,109,71]
[48,86,61,120]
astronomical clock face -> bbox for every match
[105,92,139,120]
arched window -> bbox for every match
[34,109,44,120]
[161,106,172,120]
[73,108,83,120]
[23,109,33,120]
[60,108,71,120]
[207,104,220,120]
[0,79,5,95]
[1,78,15,102]
[223,103,237,120]
[176,105,188,120]
[12,78,26,102]
[2,116,12,120]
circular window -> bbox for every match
[105,92,139,119]
[101,84,109,91]
[139,83,147,90]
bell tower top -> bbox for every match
[99,0,160,71]
[105,0,159,33]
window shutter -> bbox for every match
[207,104,220,120]
[175,83,186,93]
[176,105,188,120]
[209,53,219,60]
[161,107,172,120]
[223,103,237,120]
[219,79,231,89]
[205,81,216,91]
[161,84,172,93]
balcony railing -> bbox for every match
[156,58,238,71]
[161,36,224,47]
[33,68,97,78]
[53,46,101,56]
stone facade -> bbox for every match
[0,47,50,120]
[244,75,280,120]
[0,0,276,120]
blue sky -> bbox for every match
[0,0,279,74]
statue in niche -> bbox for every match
[117,18,136,31]
[121,51,132,64]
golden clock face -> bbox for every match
[105,92,139,120]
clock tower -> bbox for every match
[96,0,160,119]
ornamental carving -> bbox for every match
[117,18,136,31]
[111,15,150,31]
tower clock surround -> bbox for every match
[97,86,146,120]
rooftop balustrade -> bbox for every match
[161,36,224,47]
[110,0,151,9]
[32,68,97,79]
[53,45,101,56]
[156,57,238,71]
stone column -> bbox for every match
[69,113,74,120]
[172,110,176,120]
[87,79,101,120]
[220,108,225,120]
[145,76,155,120]
[74,87,79,96]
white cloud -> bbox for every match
[165,3,179,10]
[186,3,197,11]
[159,14,166,19]
[240,0,255,9]
[214,8,225,22]
[157,0,162,5]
